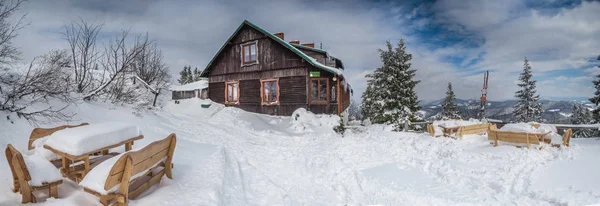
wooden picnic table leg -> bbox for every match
[49,184,58,198]
[61,156,69,176]
[82,156,91,178]
[125,142,133,151]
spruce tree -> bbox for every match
[442,82,461,120]
[360,39,420,131]
[513,57,542,122]
[178,66,190,84]
[589,55,600,122]
[571,104,595,137]
[185,66,194,83]
[193,67,203,81]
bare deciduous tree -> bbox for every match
[132,36,170,89]
[0,0,25,66]
[0,50,74,124]
[62,19,103,93]
[83,30,150,102]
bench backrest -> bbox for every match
[5,144,31,182]
[488,126,543,145]
[28,123,89,150]
[104,133,176,190]
[458,123,490,136]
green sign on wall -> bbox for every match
[310,71,320,77]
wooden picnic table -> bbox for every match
[42,123,144,183]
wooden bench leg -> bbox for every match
[12,177,20,193]
[100,195,110,206]
[49,184,59,198]
[125,142,133,151]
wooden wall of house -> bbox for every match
[205,24,347,116]
[172,90,196,100]
[208,76,308,116]
[172,89,209,100]
[208,25,312,78]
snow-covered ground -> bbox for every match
[1,99,600,205]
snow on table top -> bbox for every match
[79,148,165,195]
[23,154,62,186]
[44,122,142,156]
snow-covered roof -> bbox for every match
[170,79,208,91]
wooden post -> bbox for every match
[125,142,133,151]
[118,157,133,206]
[12,156,35,203]
[403,121,409,132]
[61,156,68,175]
[165,134,177,179]
[49,184,58,198]
[152,89,160,107]
[494,131,499,147]
[83,156,91,178]
[526,133,530,149]
[336,77,342,115]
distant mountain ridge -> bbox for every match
[419,98,593,122]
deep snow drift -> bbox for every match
[0,99,599,205]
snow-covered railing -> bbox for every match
[550,124,600,129]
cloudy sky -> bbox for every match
[12,0,600,102]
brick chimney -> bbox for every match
[274,32,284,40]
[301,43,315,48]
[289,40,300,45]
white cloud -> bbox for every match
[8,0,600,104]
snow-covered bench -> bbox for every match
[487,125,550,149]
[43,122,144,182]
[5,144,63,203]
[80,133,176,206]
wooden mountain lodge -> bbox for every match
[200,20,352,116]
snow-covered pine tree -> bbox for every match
[361,84,382,121]
[571,104,595,137]
[589,55,600,122]
[513,57,542,122]
[442,82,461,120]
[360,39,420,131]
[193,67,202,81]
[178,66,191,84]
[185,66,194,83]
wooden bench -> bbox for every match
[28,123,89,150]
[551,128,573,148]
[456,123,491,137]
[81,133,176,206]
[487,125,550,149]
[5,144,63,203]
